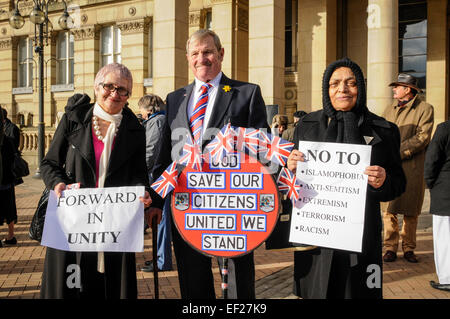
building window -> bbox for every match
[100,26,121,66]
[17,38,33,88]
[399,0,427,90]
[285,0,298,71]
[205,10,212,30]
[56,32,74,85]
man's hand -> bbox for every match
[145,207,162,228]
[139,191,152,209]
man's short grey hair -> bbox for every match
[94,63,133,95]
[138,94,165,114]
[186,29,222,53]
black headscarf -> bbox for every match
[321,58,368,144]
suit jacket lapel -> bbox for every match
[176,82,195,137]
[205,74,234,133]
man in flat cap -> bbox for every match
[381,73,434,263]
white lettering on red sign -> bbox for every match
[185,214,236,231]
[187,172,226,189]
[192,193,257,210]
[230,173,263,189]
[241,214,266,232]
[209,153,241,169]
[202,234,247,251]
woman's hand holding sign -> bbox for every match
[287,149,305,173]
[364,165,386,189]
[54,182,67,197]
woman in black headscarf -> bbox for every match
[287,58,406,299]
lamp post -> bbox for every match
[9,0,73,179]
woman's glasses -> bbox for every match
[100,83,129,97]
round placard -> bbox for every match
[171,152,280,258]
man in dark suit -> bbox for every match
[148,29,269,299]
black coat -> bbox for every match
[424,120,450,216]
[40,95,148,299]
[0,133,16,186]
[4,118,20,150]
[293,110,406,299]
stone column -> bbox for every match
[153,0,189,98]
[0,38,17,121]
[73,25,100,98]
[211,0,249,82]
[366,0,398,115]
[426,0,447,127]
[211,0,235,78]
[297,0,337,113]
[43,34,56,126]
[249,0,285,113]
[188,9,203,83]
[117,18,150,110]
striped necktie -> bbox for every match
[190,83,212,144]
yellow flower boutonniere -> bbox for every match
[223,85,231,93]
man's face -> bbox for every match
[187,36,224,82]
[392,85,411,101]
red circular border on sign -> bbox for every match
[171,152,280,258]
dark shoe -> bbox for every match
[2,237,17,245]
[383,250,397,262]
[142,261,172,272]
[141,264,155,272]
[430,281,450,292]
[0,240,2,247]
[403,251,418,263]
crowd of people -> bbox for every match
[0,28,449,299]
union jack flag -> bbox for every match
[277,167,301,204]
[264,135,294,167]
[257,129,272,155]
[233,127,261,156]
[178,135,203,171]
[204,123,235,161]
[151,161,179,198]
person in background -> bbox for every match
[282,110,307,142]
[0,107,20,247]
[287,58,405,298]
[381,73,434,264]
[271,114,288,137]
[39,63,154,299]
[137,94,173,272]
[424,120,450,292]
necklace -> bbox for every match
[92,116,119,141]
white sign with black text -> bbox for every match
[41,186,145,252]
[289,141,372,252]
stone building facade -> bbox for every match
[0,0,448,165]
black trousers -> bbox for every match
[171,217,255,299]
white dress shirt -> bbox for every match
[188,72,223,139]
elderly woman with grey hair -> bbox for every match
[40,63,155,299]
